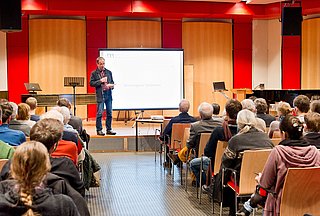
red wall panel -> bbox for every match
[233,19,252,89]
[86,18,107,119]
[282,36,301,90]
[7,18,29,103]
[162,19,182,48]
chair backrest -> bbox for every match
[162,119,171,132]
[198,133,211,157]
[171,123,191,149]
[271,138,281,146]
[272,130,282,138]
[238,149,272,195]
[214,141,228,175]
[181,127,190,150]
[280,167,320,216]
[0,159,8,172]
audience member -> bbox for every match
[268,101,292,138]
[213,109,273,215]
[9,103,35,136]
[0,141,80,216]
[168,102,221,165]
[310,94,320,102]
[190,99,241,185]
[241,99,266,132]
[238,115,320,216]
[310,99,320,114]
[0,107,15,159]
[0,118,85,196]
[40,114,78,165]
[303,112,320,148]
[159,99,197,167]
[25,96,40,122]
[57,98,83,134]
[254,98,276,127]
[212,102,224,123]
[0,102,26,146]
[293,94,310,123]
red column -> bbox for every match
[161,18,182,48]
[233,18,252,90]
[281,36,301,89]
[86,17,107,119]
[7,17,29,103]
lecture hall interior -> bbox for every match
[0,0,320,215]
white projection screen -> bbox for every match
[99,49,184,110]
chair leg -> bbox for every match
[199,156,203,204]
[180,162,183,185]
[234,173,238,214]
[185,162,189,192]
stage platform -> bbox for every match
[83,120,162,153]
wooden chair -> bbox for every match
[214,141,228,176]
[0,159,9,172]
[271,138,281,146]
[220,149,272,215]
[168,123,191,179]
[156,119,170,165]
[178,127,190,184]
[185,132,211,193]
[280,167,320,216]
[198,133,214,202]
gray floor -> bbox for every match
[86,152,254,216]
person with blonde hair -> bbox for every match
[0,141,80,215]
[25,97,40,122]
[268,101,292,138]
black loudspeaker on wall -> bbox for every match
[0,0,22,31]
[282,7,302,36]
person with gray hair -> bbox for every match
[168,102,222,166]
[159,99,197,167]
[241,99,267,132]
[213,109,273,215]
[254,98,276,127]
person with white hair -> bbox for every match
[241,99,267,132]
[213,109,274,215]
[168,102,222,166]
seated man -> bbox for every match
[254,98,276,127]
[168,102,222,165]
[0,118,85,196]
[159,99,197,166]
[190,99,242,185]
[0,102,26,146]
[25,96,40,122]
[303,112,320,149]
[293,94,310,123]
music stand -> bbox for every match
[213,81,229,99]
[24,83,42,94]
[64,77,85,116]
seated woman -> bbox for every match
[238,115,320,216]
[213,109,273,215]
[9,103,35,136]
[268,101,292,138]
[0,141,80,215]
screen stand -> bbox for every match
[132,110,144,128]
[64,77,85,116]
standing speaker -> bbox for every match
[0,0,22,31]
[282,7,302,36]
